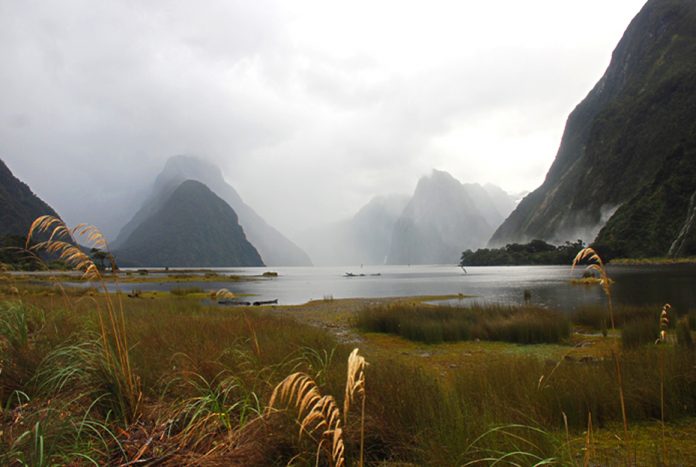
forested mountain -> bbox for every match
[490,0,696,258]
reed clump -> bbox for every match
[170,286,205,296]
[356,303,571,344]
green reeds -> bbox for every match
[356,303,571,344]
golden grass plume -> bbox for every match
[266,348,369,466]
[25,215,113,280]
[267,372,345,467]
[657,303,671,344]
[213,288,237,300]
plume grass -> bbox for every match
[25,215,141,423]
[573,247,629,460]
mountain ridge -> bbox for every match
[490,0,696,252]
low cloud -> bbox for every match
[0,0,646,237]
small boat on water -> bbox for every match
[253,299,278,306]
[218,298,278,306]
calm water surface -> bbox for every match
[76,264,696,312]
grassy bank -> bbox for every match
[610,257,696,265]
[2,287,696,465]
[5,270,258,284]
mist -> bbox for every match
[0,0,646,239]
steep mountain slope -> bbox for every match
[595,142,696,257]
[490,0,696,250]
[114,180,263,267]
[298,194,409,266]
[0,158,61,238]
[387,170,515,265]
[114,156,311,266]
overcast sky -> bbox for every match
[0,0,647,237]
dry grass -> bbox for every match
[268,373,346,466]
[266,348,369,467]
[345,348,367,467]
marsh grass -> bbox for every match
[573,247,631,459]
[622,317,661,348]
[356,303,571,344]
[3,290,696,464]
[170,286,205,296]
[572,304,667,330]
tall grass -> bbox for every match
[26,215,140,423]
[622,317,660,348]
[572,304,666,330]
[356,303,571,344]
[573,247,630,455]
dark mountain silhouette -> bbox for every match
[114,180,263,267]
[0,158,61,238]
[113,156,310,266]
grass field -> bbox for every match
[2,285,696,465]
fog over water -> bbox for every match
[0,0,646,239]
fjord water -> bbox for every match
[113,264,696,312]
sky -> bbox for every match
[0,0,647,238]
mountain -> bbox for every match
[114,180,263,267]
[0,158,61,238]
[490,0,696,255]
[386,170,516,265]
[113,156,311,266]
[298,194,409,266]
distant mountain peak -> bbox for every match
[115,156,311,266]
[386,171,516,265]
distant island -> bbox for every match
[460,239,585,266]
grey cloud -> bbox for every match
[0,0,644,238]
